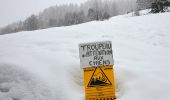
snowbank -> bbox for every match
[0,63,58,100]
[0,12,170,100]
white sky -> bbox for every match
[0,0,88,27]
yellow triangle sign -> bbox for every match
[88,67,112,87]
[84,66,116,100]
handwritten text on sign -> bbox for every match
[79,41,114,68]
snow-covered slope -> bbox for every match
[0,12,170,100]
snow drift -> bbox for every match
[0,12,170,100]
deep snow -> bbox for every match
[0,12,170,100]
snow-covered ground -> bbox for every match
[0,12,170,100]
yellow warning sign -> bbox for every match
[83,65,116,100]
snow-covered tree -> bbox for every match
[24,15,39,31]
[0,26,13,34]
[137,0,156,10]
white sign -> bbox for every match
[79,41,114,68]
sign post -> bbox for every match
[79,41,116,100]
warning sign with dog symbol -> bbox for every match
[84,65,116,100]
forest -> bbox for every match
[0,0,169,34]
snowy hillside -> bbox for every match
[0,12,170,100]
